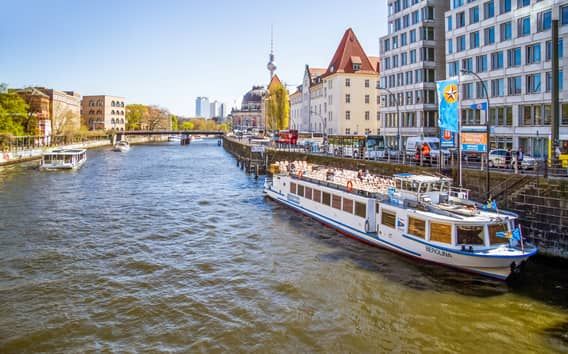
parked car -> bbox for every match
[488,149,539,170]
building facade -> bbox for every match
[210,100,220,118]
[32,88,82,134]
[446,0,568,157]
[14,87,52,137]
[291,28,380,135]
[379,0,450,149]
[81,95,127,131]
[231,86,266,131]
[195,96,210,118]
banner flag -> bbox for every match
[470,102,488,111]
[436,79,459,133]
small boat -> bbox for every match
[264,161,538,280]
[168,135,181,142]
[191,135,203,142]
[40,149,87,170]
[112,141,130,152]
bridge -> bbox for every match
[119,130,225,136]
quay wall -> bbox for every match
[0,135,166,166]
[223,136,568,259]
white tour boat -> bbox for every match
[112,141,130,152]
[191,135,204,142]
[168,135,181,142]
[264,161,538,280]
[40,149,87,170]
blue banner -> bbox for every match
[470,102,488,111]
[437,79,459,133]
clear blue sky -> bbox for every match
[0,0,387,116]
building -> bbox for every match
[291,28,380,135]
[230,86,266,131]
[14,87,52,136]
[81,95,127,131]
[219,103,228,121]
[445,0,568,158]
[210,100,220,118]
[195,96,210,118]
[379,0,450,149]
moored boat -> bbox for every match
[264,161,538,280]
[112,141,130,152]
[168,135,181,142]
[40,149,87,170]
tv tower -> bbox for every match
[267,26,277,81]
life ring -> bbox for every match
[297,170,303,179]
[346,180,353,192]
[364,220,369,233]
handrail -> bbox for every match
[486,174,531,201]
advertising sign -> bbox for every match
[461,132,487,152]
[440,129,456,148]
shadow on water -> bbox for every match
[268,199,568,305]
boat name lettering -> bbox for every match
[425,246,452,258]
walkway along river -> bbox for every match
[0,140,567,352]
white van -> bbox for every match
[404,137,449,160]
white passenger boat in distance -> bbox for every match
[264,161,538,280]
[168,135,181,142]
[40,149,87,171]
[112,141,130,152]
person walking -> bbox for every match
[422,143,431,165]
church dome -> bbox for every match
[241,86,266,110]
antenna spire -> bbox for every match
[267,25,277,81]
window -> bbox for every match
[305,187,312,200]
[447,39,454,54]
[430,222,452,244]
[410,49,416,63]
[500,22,512,41]
[500,0,511,14]
[546,71,564,91]
[517,0,529,9]
[457,225,485,245]
[470,31,480,49]
[484,26,495,45]
[457,35,466,52]
[342,198,354,213]
[345,94,351,103]
[563,5,568,25]
[313,189,321,203]
[365,79,370,88]
[421,47,435,61]
[537,10,552,32]
[420,26,434,41]
[469,6,479,24]
[456,11,465,28]
[546,39,564,61]
[355,202,366,218]
[322,192,331,206]
[508,76,522,95]
[410,29,416,43]
[408,217,426,238]
[401,52,407,66]
[517,16,530,37]
[462,82,474,99]
[345,78,350,87]
[297,184,304,197]
[290,182,297,194]
[462,57,473,72]
[507,47,521,67]
[332,195,341,209]
[491,78,505,97]
[365,95,370,104]
[488,224,509,245]
[484,0,494,19]
[447,15,453,31]
[476,55,488,72]
[381,210,396,228]
[401,33,407,46]
[526,43,541,64]
[384,38,390,52]
[345,111,351,120]
[448,61,459,77]
[491,51,503,70]
[526,73,541,94]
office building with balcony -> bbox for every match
[379,0,450,149]
[445,0,568,157]
[82,95,126,131]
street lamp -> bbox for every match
[460,69,491,198]
[377,85,401,158]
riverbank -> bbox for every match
[0,135,167,166]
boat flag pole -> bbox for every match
[457,71,463,187]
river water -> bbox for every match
[0,140,566,353]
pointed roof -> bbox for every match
[267,74,283,92]
[324,28,377,77]
[368,56,380,72]
[308,67,326,78]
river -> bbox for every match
[0,140,566,353]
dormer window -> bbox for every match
[353,63,361,71]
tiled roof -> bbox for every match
[308,68,326,78]
[324,28,377,77]
[368,56,380,73]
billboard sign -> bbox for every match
[461,132,487,152]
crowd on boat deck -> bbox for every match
[275,161,396,194]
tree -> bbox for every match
[0,91,28,136]
[181,121,194,130]
[170,115,179,130]
[266,82,290,131]
[126,104,148,130]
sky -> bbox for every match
[0,0,387,116]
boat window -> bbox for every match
[332,195,342,210]
[297,185,305,197]
[381,209,396,228]
[456,225,485,245]
[290,182,297,194]
[488,224,509,245]
[430,183,441,192]
[355,202,366,218]
[430,222,452,244]
[408,217,426,238]
[343,198,354,213]
[322,192,331,206]
[313,189,321,203]
[305,187,312,200]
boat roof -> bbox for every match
[46,149,87,155]
[393,173,450,184]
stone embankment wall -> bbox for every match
[0,135,166,166]
[223,137,568,259]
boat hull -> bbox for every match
[264,186,534,280]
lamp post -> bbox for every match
[378,85,400,158]
[461,69,491,198]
